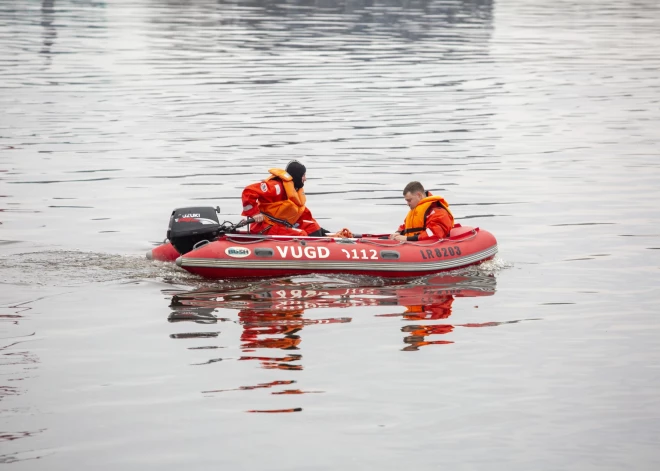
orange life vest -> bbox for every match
[259,168,307,226]
[403,195,454,237]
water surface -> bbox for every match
[1,0,659,469]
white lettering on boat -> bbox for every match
[340,249,378,260]
[276,245,330,259]
[225,247,251,258]
[181,213,201,218]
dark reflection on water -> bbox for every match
[40,0,57,60]
[164,273,517,412]
[219,0,494,42]
[143,0,495,74]
[154,0,494,38]
[0,300,42,454]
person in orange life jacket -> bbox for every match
[389,181,454,242]
[242,161,351,237]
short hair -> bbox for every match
[403,181,425,196]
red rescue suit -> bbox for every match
[397,191,454,241]
[241,168,322,236]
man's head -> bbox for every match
[402,181,426,209]
[286,160,307,190]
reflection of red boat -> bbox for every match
[167,275,527,410]
[167,274,511,357]
[147,207,497,279]
[169,274,496,313]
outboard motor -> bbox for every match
[167,207,221,255]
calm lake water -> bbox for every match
[1,0,660,469]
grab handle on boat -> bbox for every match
[193,239,211,250]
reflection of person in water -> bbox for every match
[395,295,523,351]
[399,296,455,351]
[238,308,305,370]
[401,324,455,351]
[400,296,454,320]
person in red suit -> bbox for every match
[390,181,454,241]
[241,161,349,237]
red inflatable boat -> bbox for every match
[147,207,498,280]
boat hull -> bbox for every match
[173,226,497,280]
[147,240,180,262]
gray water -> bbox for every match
[1,0,660,469]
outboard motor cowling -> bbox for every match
[167,207,221,255]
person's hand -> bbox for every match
[329,228,353,238]
[337,228,353,238]
[253,213,264,223]
[390,234,407,242]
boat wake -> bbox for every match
[0,250,198,287]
